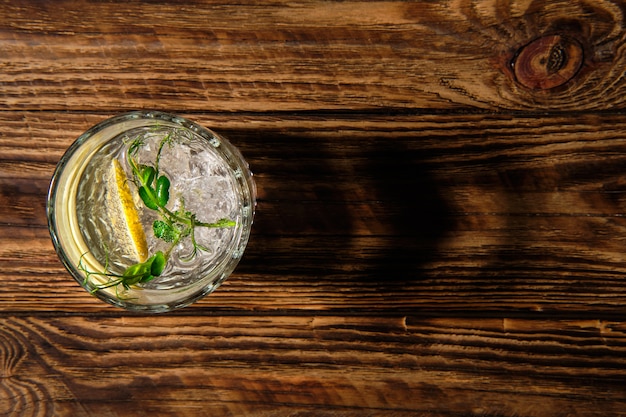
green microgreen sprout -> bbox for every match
[80,130,236,297]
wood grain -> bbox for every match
[0,1,626,112]
[2,315,626,416]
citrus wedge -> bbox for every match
[110,159,149,263]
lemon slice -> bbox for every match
[107,159,149,263]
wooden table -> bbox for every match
[2,1,626,415]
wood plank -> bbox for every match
[3,112,626,314]
[1,315,626,416]
[0,1,625,111]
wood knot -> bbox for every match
[513,35,584,90]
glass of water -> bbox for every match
[47,111,256,312]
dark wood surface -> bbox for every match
[2,1,626,416]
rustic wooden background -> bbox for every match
[2,0,626,416]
